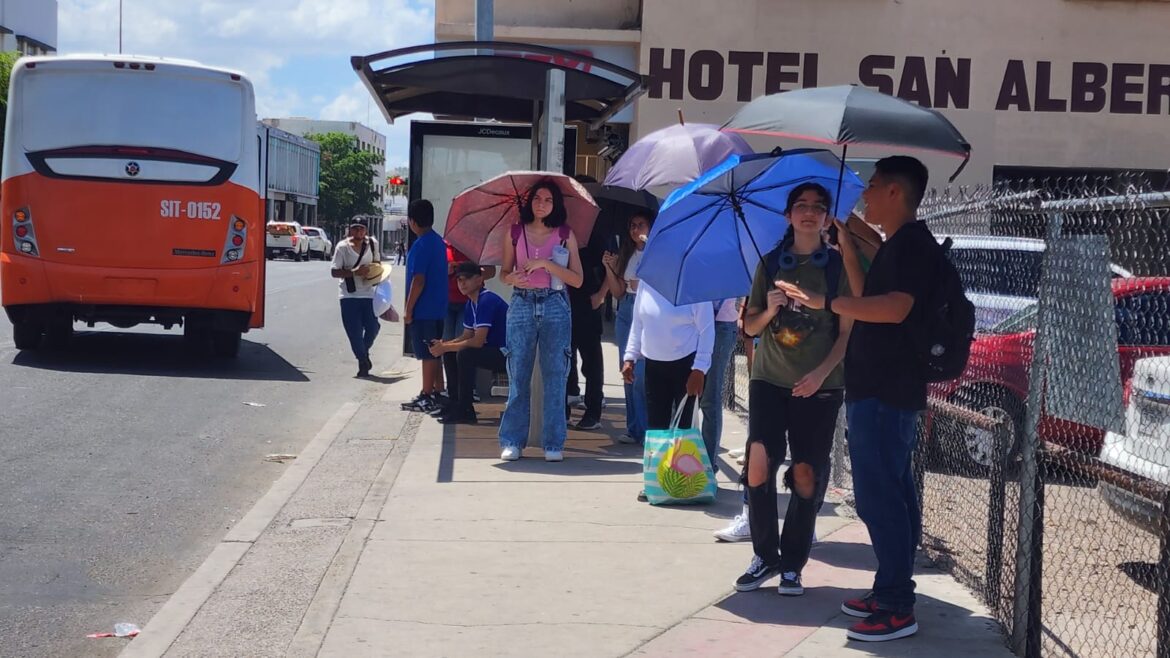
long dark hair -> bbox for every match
[617,210,655,278]
[519,180,568,227]
[777,182,833,250]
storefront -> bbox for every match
[437,0,1170,187]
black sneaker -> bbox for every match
[846,609,918,642]
[777,571,804,596]
[416,396,440,414]
[574,415,602,431]
[734,556,781,592]
[636,491,648,503]
[841,592,880,618]
[400,394,431,411]
[438,410,478,425]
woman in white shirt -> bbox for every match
[603,212,653,445]
[621,279,715,503]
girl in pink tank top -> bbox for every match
[498,180,586,463]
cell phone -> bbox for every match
[826,223,839,246]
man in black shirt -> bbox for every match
[567,242,608,429]
[778,156,937,643]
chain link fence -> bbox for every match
[721,172,1170,657]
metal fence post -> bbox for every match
[1012,212,1060,657]
[1158,489,1170,658]
[986,418,1009,613]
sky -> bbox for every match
[58,0,435,169]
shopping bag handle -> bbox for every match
[669,395,698,431]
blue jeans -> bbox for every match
[700,320,738,467]
[340,298,379,361]
[614,294,647,442]
[499,289,572,451]
[846,397,922,612]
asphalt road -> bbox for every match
[0,260,405,658]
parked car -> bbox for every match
[928,277,1170,471]
[940,235,1133,332]
[1099,355,1170,536]
[266,222,310,261]
[301,227,333,260]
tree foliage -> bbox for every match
[307,131,381,238]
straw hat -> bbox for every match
[363,262,392,285]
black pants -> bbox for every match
[745,380,842,573]
[567,304,605,417]
[454,346,505,416]
[644,353,697,430]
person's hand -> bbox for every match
[831,219,856,254]
[685,370,705,397]
[509,271,534,289]
[793,367,828,398]
[448,261,457,275]
[775,281,824,310]
[355,264,371,277]
[403,312,413,325]
[602,251,618,269]
[766,287,789,314]
[622,360,636,384]
[524,258,550,274]
[428,341,445,357]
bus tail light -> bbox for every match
[12,207,39,257]
[222,215,247,264]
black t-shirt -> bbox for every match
[845,221,939,410]
[569,244,606,310]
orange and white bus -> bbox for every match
[1,55,265,357]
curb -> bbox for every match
[119,401,362,658]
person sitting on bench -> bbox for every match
[429,262,508,425]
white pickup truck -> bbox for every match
[266,222,310,261]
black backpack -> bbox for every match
[912,234,976,382]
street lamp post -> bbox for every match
[118,0,123,54]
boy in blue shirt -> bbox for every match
[429,262,509,425]
[402,199,450,413]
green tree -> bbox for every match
[307,131,382,239]
[0,51,23,161]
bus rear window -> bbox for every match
[20,69,244,162]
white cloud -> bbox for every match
[59,1,436,167]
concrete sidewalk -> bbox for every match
[311,343,1012,657]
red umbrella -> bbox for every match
[444,171,599,265]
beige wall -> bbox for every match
[637,0,1170,186]
[437,0,641,31]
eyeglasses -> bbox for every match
[791,202,828,215]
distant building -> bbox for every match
[263,118,387,201]
[0,0,57,56]
[260,123,321,227]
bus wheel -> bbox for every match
[212,330,242,358]
[44,319,74,349]
[12,321,43,350]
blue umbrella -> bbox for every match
[636,149,864,306]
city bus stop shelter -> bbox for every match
[352,42,647,442]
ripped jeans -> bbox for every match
[498,289,572,452]
[744,380,843,573]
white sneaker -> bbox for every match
[545,450,564,462]
[617,433,639,445]
[500,446,521,461]
[714,512,751,542]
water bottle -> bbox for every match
[548,244,570,291]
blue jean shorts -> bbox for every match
[411,319,444,361]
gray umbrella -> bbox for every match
[722,85,972,181]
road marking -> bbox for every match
[119,401,361,658]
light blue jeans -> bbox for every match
[499,289,572,451]
[614,294,647,442]
[700,320,738,467]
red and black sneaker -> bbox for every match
[846,609,918,642]
[841,592,880,618]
